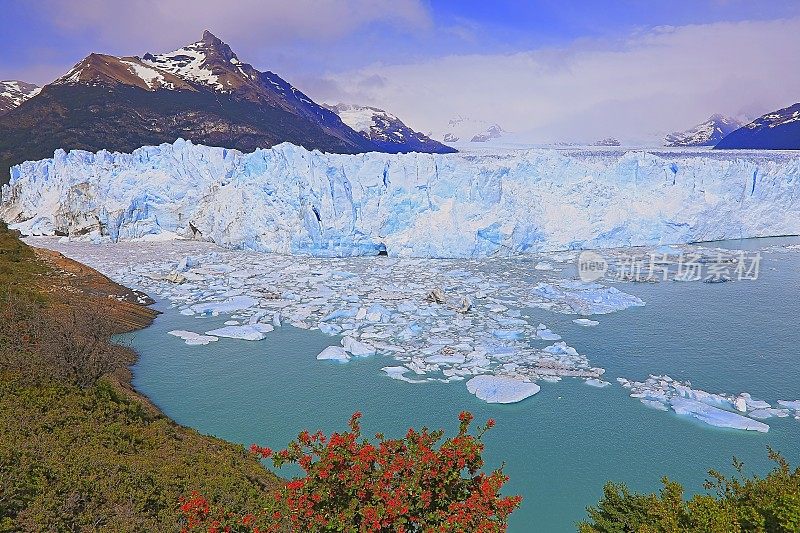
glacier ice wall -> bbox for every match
[2,140,800,257]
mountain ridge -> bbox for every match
[665,114,744,147]
[324,103,456,154]
[715,103,800,150]
[0,31,384,185]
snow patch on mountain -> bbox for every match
[0,81,41,114]
[3,140,800,258]
[141,37,224,90]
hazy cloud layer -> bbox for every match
[312,18,800,143]
[36,0,431,51]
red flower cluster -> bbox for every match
[179,411,521,532]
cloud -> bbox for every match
[315,17,800,143]
[35,0,431,52]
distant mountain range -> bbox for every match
[0,31,452,186]
[434,116,506,143]
[665,114,744,147]
[715,103,800,150]
[593,138,621,147]
[0,81,40,115]
[324,103,454,154]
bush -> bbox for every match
[180,411,522,532]
[580,449,800,532]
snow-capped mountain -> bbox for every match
[0,31,384,185]
[435,116,506,143]
[324,103,455,154]
[665,114,744,147]
[4,140,799,257]
[0,81,40,115]
[715,103,800,150]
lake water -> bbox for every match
[118,236,800,531]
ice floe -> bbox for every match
[466,375,541,404]
[168,330,219,346]
[317,346,350,363]
[205,324,274,341]
[30,238,785,413]
[617,375,791,432]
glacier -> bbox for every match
[3,140,800,258]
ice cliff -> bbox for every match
[2,140,799,257]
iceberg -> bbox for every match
[191,296,258,315]
[466,375,541,404]
[621,374,775,432]
[205,324,273,341]
[5,140,800,257]
[670,397,769,433]
[573,318,599,326]
[778,400,800,410]
[341,336,376,357]
[168,330,219,346]
[317,346,350,363]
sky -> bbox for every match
[2,0,799,143]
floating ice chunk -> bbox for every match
[654,245,682,256]
[224,320,239,326]
[573,318,599,327]
[205,324,271,341]
[778,400,800,410]
[466,375,541,404]
[322,307,358,321]
[191,296,258,315]
[536,323,561,340]
[382,366,429,384]
[543,342,579,357]
[673,384,735,410]
[425,353,466,364]
[670,397,769,432]
[534,261,554,271]
[492,329,524,340]
[748,408,790,420]
[341,336,376,357]
[168,330,219,346]
[180,308,196,316]
[177,256,199,271]
[741,394,771,410]
[734,396,748,413]
[640,399,669,411]
[318,322,343,336]
[532,281,645,315]
[585,378,610,388]
[317,346,350,363]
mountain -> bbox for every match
[665,114,744,147]
[0,81,40,115]
[593,138,621,147]
[324,103,455,154]
[0,31,379,185]
[715,103,800,150]
[435,116,506,143]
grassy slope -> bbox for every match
[0,223,279,531]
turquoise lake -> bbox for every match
[127,237,800,531]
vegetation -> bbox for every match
[580,449,800,532]
[181,411,521,532]
[0,222,278,531]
